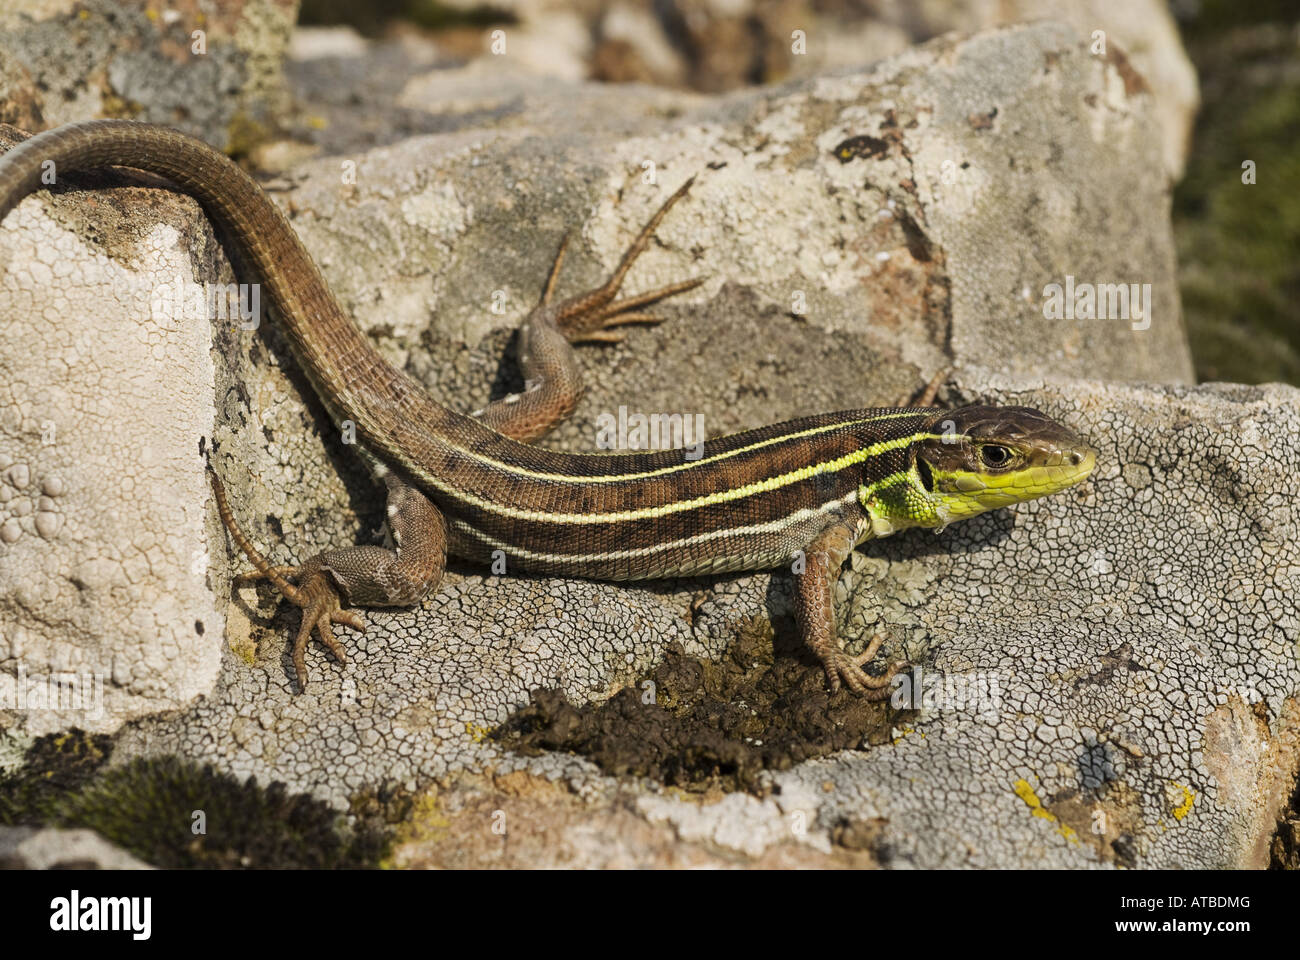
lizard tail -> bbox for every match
[208,467,303,605]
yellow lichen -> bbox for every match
[1013,778,1079,844]
[381,792,450,868]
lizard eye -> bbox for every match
[979,444,1012,468]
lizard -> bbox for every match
[0,120,1097,698]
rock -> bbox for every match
[0,0,297,151]
[480,0,1197,178]
[0,825,152,869]
[875,0,1199,180]
[0,122,226,733]
[3,24,1278,869]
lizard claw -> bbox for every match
[290,571,366,692]
[821,634,904,700]
[557,276,706,342]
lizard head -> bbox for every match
[859,405,1096,536]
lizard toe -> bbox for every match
[287,572,363,692]
[825,651,902,700]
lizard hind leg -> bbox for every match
[473,178,704,443]
[210,468,447,692]
[553,177,705,343]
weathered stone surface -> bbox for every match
[0,824,152,869]
[0,0,297,151]
[871,0,1198,179]
[3,24,1279,869]
[468,0,1196,178]
[0,124,226,733]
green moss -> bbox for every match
[378,791,450,868]
[225,112,273,160]
[99,93,144,120]
[0,728,113,826]
[49,756,389,869]
[1,730,391,868]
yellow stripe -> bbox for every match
[431,410,927,485]
[449,490,862,566]
[432,431,940,525]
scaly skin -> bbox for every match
[0,120,1097,695]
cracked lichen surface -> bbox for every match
[0,166,224,732]
[3,24,1291,867]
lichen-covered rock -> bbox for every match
[0,0,297,151]
[2,24,1278,869]
[0,123,226,731]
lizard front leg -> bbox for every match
[795,513,904,698]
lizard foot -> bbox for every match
[287,571,366,693]
[545,177,706,344]
[231,561,367,691]
[821,634,904,699]
[557,275,706,344]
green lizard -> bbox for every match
[0,120,1096,697]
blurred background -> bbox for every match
[296,0,1300,387]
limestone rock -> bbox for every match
[0,824,152,869]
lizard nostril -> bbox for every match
[1069,451,1082,465]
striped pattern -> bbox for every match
[394,408,939,579]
